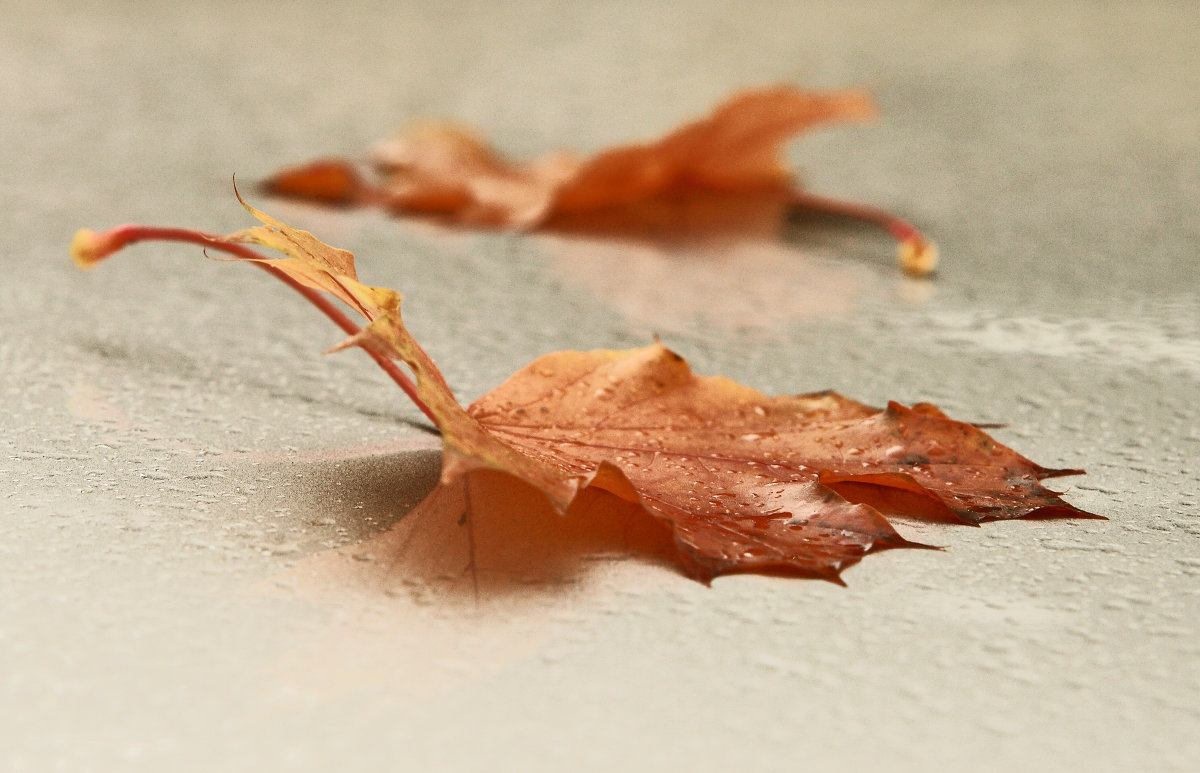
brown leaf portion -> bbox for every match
[545,86,876,219]
[73,204,1092,585]
[815,402,1093,524]
[261,159,365,205]
[263,85,938,275]
[467,344,1094,580]
[264,85,876,225]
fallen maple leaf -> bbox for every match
[71,199,1095,584]
[263,84,938,276]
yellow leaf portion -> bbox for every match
[222,199,582,507]
[230,197,358,278]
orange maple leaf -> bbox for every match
[263,85,938,276]
[72,200,1095,584]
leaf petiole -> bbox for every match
[788,189,938,276]
[70,224,438,425]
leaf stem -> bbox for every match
[71,224,438,425]
[788,189,938,276]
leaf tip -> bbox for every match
[898,236,938,277]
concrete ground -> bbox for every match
[2,1,1197,770]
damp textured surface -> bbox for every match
[3,1,1199,771]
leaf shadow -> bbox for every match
[248,447,443,545]
[533,192,882,332]
[73,333,421,427]
[780,204,906,267]
[262,455,680,608]
[252,454,688,703]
